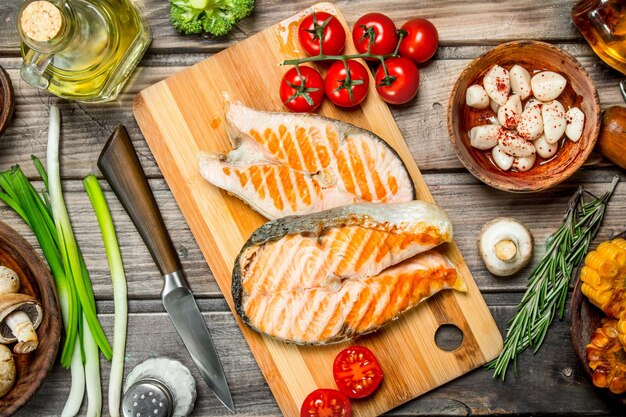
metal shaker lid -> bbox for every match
[122,378,174,417]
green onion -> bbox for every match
[47,106,112,361]
[84,175,128,417]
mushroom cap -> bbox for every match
[478,217,534,277]
[0,293,43,344]
[0,344,15,397]
[0,266,20,294]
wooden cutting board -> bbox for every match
[133,3,503,415]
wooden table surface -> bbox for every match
[1,0,624,415]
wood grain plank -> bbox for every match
[13,303,622,416]
[0,170,623,301]
[0,0,590,54]
[0,52,622,178]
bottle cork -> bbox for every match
[20,1,63,43]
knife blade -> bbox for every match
[98,125,234,412]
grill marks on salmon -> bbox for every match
[232,201,466,344]
[199,102,415,219]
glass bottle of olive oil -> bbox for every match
[17,0,151,102]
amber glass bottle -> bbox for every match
[572,0,626,76]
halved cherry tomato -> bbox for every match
[279,66,325,112]
[324,60,369,108]
[333,346,383,399]
[298,11,346,56]
[300,389,352,417]
[352,13,397,58]
[398,18,439,64]
[375,57,420,105]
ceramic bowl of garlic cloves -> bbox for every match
[448,40,601,193]
[0,220,61,417]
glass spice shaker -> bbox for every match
[17,0,151,103]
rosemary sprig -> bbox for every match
[487,175,620,380]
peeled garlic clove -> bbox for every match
[509,65,532,100]
[497,94,522,129]
[513,153,537,172]
[492,145,514,171]
[524,98,542,111]
[498,130,536,157]
[534,134,558,158]
[466,84,490,109]
[483,65,510,106]
[565,107,585,142]
[470,125,501,150]
[531,71,567,101]
[542,100,567,144]
[490,99,500,114]
[517,101,543,140]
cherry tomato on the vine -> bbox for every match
[298,11,346,56]
[324,60,369,108]
[279,66,325,112]
[352,13,397,58]
[333,346,383,399]
[375,57,420,105]
[300,389,352,417]
[398,18,439,64]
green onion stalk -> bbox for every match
[84,175,128,417]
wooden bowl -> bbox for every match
[0,64,14,137]
[447,40,601,192]
[570,231,626,408]
[0,220,61,416]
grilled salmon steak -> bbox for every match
[232,201,466,344]
[199,101,415,219]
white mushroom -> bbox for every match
[534,134,558,159]
[0,267,20,295]
[497,94,522,129]
[517,100,543,140]
[509,65,532,99]
[542,100,567,144]
[0,294,43,354]
[513,153,537,172]
[498,130,536,157]
[466,84,490,109]
[478,217,534,277]
[0,345,15,398]
[491,145,514,171]
[565,107,585,142]
[490,99,500,114]
[469,125,502,150]
[531,71,567,101]
[483,65,510,106]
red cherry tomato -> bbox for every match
[324,60,369,108]
[298,11,346,56]
[375,57,420,105]
[333,346,383,399]
[300,389,352,417]
[352,13,397,59]
[398,18,439,64]
[279,66,325,112]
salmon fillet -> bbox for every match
[199,101,415,219]
[232,201,466,344]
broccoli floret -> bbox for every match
[169,0,255,37]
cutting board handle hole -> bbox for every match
[434,323,464,352]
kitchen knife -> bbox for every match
[98,125,234,412]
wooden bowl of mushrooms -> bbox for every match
[448,40,601,192]
[0,220,61,416]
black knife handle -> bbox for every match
[98,125,182,276]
